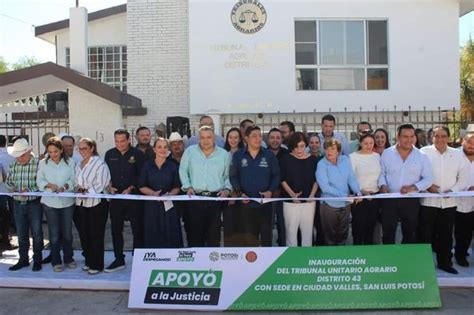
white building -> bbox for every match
[28,0,474,135]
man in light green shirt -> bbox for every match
[179,126,232,247]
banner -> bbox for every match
[128,245,441,311]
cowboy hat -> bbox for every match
[8,138,32,158]
[168,132,184,143]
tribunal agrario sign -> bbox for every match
[231,0,267,34]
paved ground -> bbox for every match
[0,287,472,315]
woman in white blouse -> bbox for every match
[37,137,76,272]
[75,138,111,275]
[349,133,381,245]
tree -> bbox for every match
[11,56,41,70]
[460,38,474,120]
[0,56,8,73]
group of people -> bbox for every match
[0,114,473,276]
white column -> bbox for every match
[209,114,221,136]
[69,7,88,75]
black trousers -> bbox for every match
[455,211,474,259]
[223,201,240,247]
[73,205,86,255]
[351,199,380,245]
[109,199,144,260]
[313,201,325,245]
[237,202,274,247]
[78,200,108,270]
[187,200,223,247]
[418,206,456,267]
[0,196,11,244]
[381,198,419,244]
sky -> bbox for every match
[0,0,473,65]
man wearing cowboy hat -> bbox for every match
[167,132,185,165]
[5,138,44,271]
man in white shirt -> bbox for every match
[454,132,474,268]
[420,126,469,274]
[318,114,351,155]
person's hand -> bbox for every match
[110,186,118,195]
[75,186,88,194]
[291,191,302,203]
[217,189,230,198]
[241,193,250,204]
[46,183,59,192]
[427,184,440,193]
[259,191,272,199]
[401,185,418,194]
[307,194,316,203]
[153,190,162,197]
[187,188,195,196]
[122,186,134,195]
[354,197,363,204]
[380,185,388,194]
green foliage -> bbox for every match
[0,56,8,74]
[11,56,41,70]
[461,38,474,120]
[0,56,41,73]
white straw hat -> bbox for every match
[7,138,32,157]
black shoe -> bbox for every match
[455,256,469,267]
[438,265,458,274]
[8,261,29,271]
[41,255,52,264]
[104,259,125,273]
[32,262,42,272]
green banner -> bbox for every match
[229,245,441,310]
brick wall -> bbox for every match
[125,0,201,134]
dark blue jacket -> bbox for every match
[230,147,280,198]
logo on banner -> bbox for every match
[144,270,223,305]
[209,251,240,262]
[143,252,171,262]
[177,250,196,262]
[245,251,257,263]
[231,0,267,34]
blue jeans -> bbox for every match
[44,204,74,266]
[13,199,44,263]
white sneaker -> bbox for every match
[88,269,101,275]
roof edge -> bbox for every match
[0,62,141,109]
[35,4,126,37]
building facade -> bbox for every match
[32,0,474,137]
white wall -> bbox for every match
[68,85,123,156]
[189,0,461,114]
[56,13,127,67]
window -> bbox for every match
[295,19,388,91]
[66,45,127,93]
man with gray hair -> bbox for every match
[186,115,225,148]
[179,126,232,246]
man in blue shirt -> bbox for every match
[104,129,145,272]
[316,139,361,245]
[378,124,433,244]
[179,126,231,247]
[231,126,280,246]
